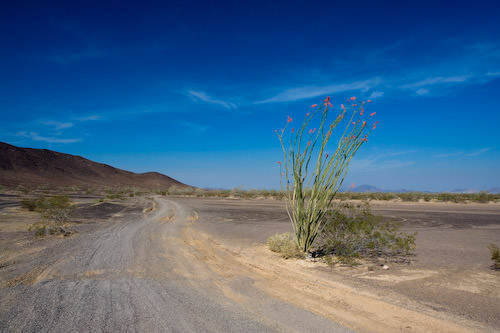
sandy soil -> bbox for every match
[176,197,500,331]
[0,194,499,331]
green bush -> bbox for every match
[317,202,416,264]
[476,191,491,203]
[28,224,47,237]
[267,233,303,259]
[106,193,124,200]
[21,199,37,211]
[28,224,65,237]
[41,195,72,225]
[21,195,73,225]
[489,244,500,270]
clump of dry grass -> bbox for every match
[267,233,303,259]
[489,244,500,270]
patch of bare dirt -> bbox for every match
[176,197,500,331]
[0,195,145,286]
[179,224,483,332]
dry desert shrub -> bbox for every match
[489,244,500,270]
[22,195,73,236]
[316,202,416,265]
[267,233,302,259]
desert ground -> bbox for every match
[0,193,499,332]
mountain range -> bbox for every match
[349,184,500,194]
[0,142,190,190]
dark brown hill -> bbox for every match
[0,142,191,189]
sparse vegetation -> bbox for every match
[16,186,499,203]
[489,244,500,270]
[106,193,125,200]
[336,191,499,203]
[16,185,30,194]
[316,202,416,265]
[40,195,72,225]
[21,195,73,236]
[27,224,47,237]
[146,187,500,203]
[21,198,38,211]
[267,202,417,264]
[267,233,303,258]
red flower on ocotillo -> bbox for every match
[277,161,281,165]
[370,112,376,116]
[360,107,364,115]
[350,96,356,101]
[311,104,317,108]
[362,121,366,127]
[287,116,292,122]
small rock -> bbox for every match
[382,265,389,270]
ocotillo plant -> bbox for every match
[276,96,377,253]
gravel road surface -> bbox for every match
[0,197,349,332]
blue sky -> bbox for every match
[1,0,499,191]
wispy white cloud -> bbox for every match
[435,151,464,158]
[42,120,74,130]
[467,147,493,157]
[434,147,494,158]
[187,91,237,109]
[17,131,81,144]
[349,150,417,172]
[369,91,384,99]
[415,88,429,95]
[351,158,415,172]
[178,121,209,133]
[255,78,382,104]
[400,75,470,89]
[75,115,101,121]
[382,150,419,157]
[252,39,500,104]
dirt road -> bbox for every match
[0,197,348,332]
[1,196,499,332]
